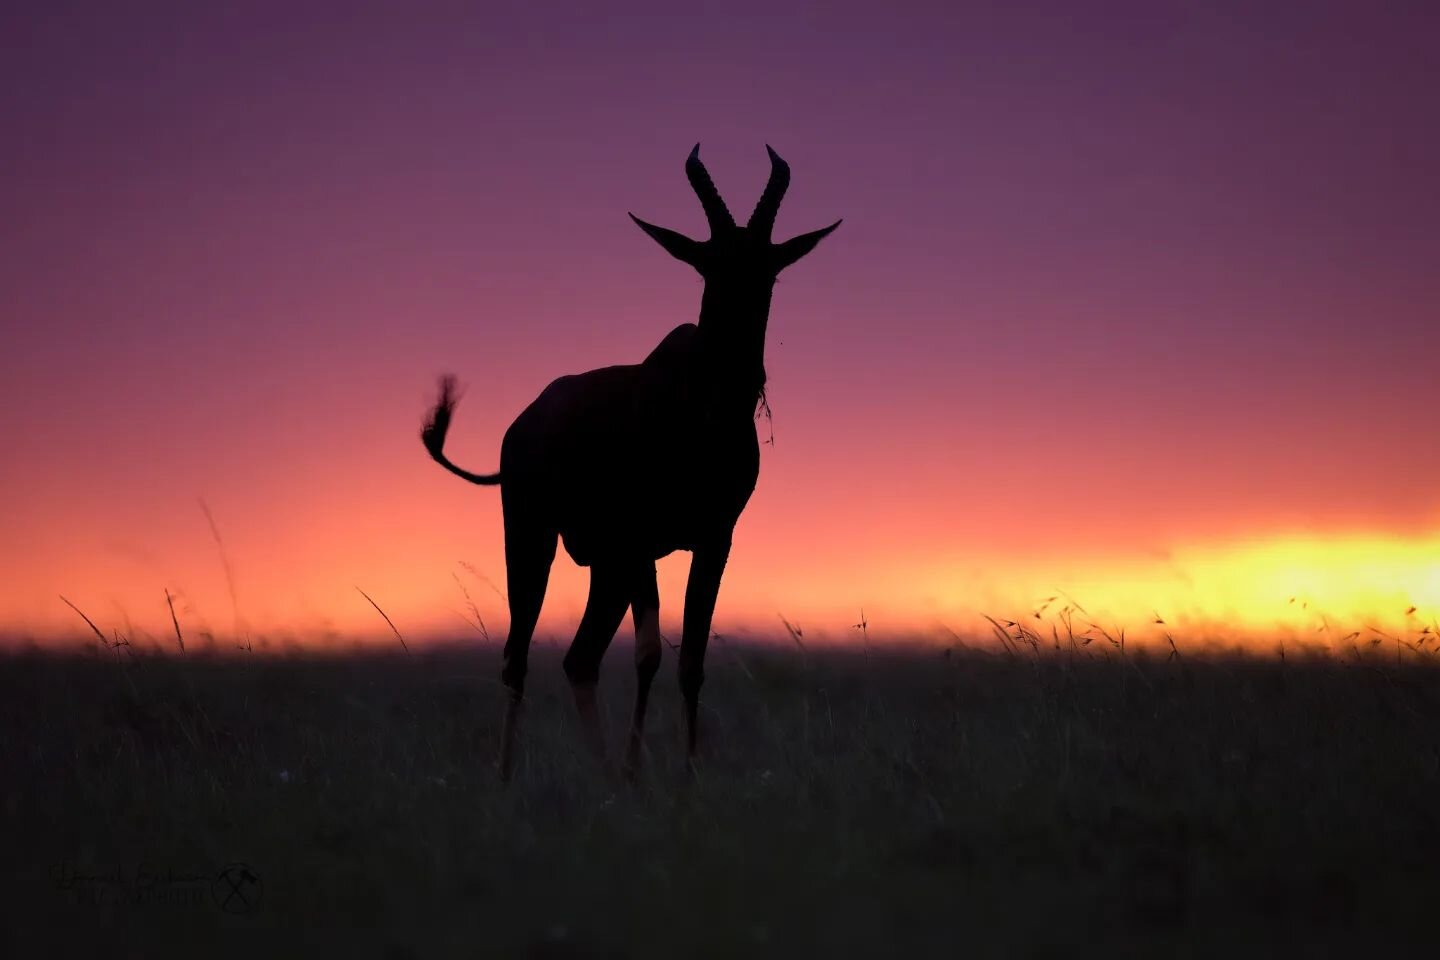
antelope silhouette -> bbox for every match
[422,145,840,778]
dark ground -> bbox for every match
[3,639,1439,958]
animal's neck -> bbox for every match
[694,282,773,405]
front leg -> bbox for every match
[679,538,731,764]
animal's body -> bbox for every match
[505,322,758,569]
[423,145,839,777]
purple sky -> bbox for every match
[2,1,1437,640]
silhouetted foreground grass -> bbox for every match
[3,640,1439,957]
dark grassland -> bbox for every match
[3,640,1439,958]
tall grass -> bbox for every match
[3,635,1438,957]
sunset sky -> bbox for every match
[3,1,1437,649]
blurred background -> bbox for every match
[2,0,1437,645]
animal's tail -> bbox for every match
[421,375,502,486]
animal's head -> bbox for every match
[630,145,841,288]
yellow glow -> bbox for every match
[911,530,1440,647]
[8,523,1439,654]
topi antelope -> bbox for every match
[422,145,840,778]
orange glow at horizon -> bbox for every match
[6,512,1438,653]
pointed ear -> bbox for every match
[630,213,704,268]
[771,219,842,272]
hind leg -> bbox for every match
[562,563,631,762]
[624,563,661,778]
[497,511,557,781]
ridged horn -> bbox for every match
[747,144,790,238]
[685,143,734,234]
